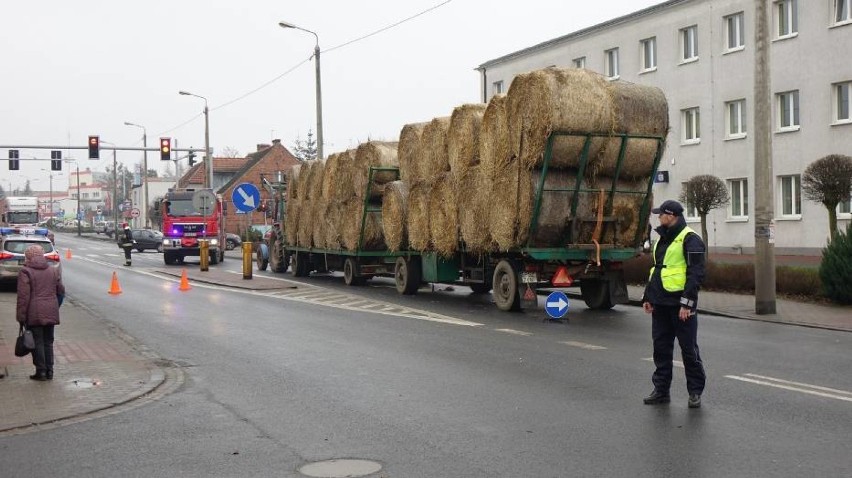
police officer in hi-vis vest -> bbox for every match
[642,200,707,409]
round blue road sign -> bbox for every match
[545,291,570,319]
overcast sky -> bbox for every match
[1,0,661,191]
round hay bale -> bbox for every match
[285,197,300,245]
[576,179,648,248]
[306,160,325,201]
[382,181,408,252]
[321,153,340,200]
[398,122,429,183]
[429,172,459,257]
[420,117,451,181]
[480,94,510,181]
[458,166,493,253]
[353,141,399,199]
[287,164,302,201]
[407,180,433,251]
[447,103,487,181]
[295,161,313,200]
[332,149,358,203]
[323,200,345,250]
[507,67,614,170]
[312,196,328,248]
[341,199,385,251]
[297,200,313,247]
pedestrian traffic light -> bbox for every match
[88,135,100,159]
[160,138,171,161]
[188,150,196,166]
[8,149,19,170]
[51,150,62,171]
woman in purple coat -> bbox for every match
[16,245,66,381]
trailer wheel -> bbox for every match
[164,252,178,265]
[343,258,366,286]
[256,246,268,271]
[580,279,614,310]
[292,252,310,277]
[395,256,422,295]
[209,249,219,265]
[492,260,521,311]
[270,239,286,273]
[468,282,492,294]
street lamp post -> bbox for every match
[100,139,120,232]
[63,160,81,237]
[178,91,213,188]
[124,122,149,228]
[279,20,324,160]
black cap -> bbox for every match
[652,200,684,216]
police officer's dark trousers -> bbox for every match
[122,246,132,265]
[651,304,705,395]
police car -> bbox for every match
[0,227,61,283]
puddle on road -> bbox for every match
[66,378,101,389]
[298,459,382,477]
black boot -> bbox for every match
[29,373,47,381]
[643,390,670,405]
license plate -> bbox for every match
[521,272,538,284]
[184,233,196,237]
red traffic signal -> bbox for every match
[88,135,100,159]
[160,138,171,161]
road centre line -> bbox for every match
[725,374,852,403]
[561,341,607,350]
[495,328,533,337]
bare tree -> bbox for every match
[220,147,241,158]
[802,154,852,241]
[679,174,730,247]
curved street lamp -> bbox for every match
[178,91,213,188]
[123,122,150,228]
[279,20,324,160]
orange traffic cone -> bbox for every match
[65,248,72,260]
[179,269,191,291]
[108,271,122,295]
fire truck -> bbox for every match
[158,188,226,265]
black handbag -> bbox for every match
[15,324,35,357]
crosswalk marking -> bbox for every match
[561,341,607,350]
[726,373,852,403]
[495,328,533,337]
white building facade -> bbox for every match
[478,0,852,255]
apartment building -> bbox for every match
[477,0,852,254]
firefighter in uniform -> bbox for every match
[641,200,707,409]
[119,223,135,266]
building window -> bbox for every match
[834,81,851,123]
[777,90,800,130]
[835,0,851,24]
[573,56,586,69]
[605,48,619,78]
[93,192,100,198]
[492,81,503,95]
[726,99,747,138]
[776,0,798,38]
[839,197,852,217]
[680,25,698,62]
[779,175,802,217]
[640,37,656,72]
[725,12,745,51]
[729,179,749,219]
[82,193,89,199]
[681,182,700,220]
[682,107,701,143]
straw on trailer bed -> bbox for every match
[480,94,510,181]
[458,166,493,253]
[420,116,451,181]
[407,180,433,251]
[429,172,459,257]
[447,103,487,181]
[398,122,429,183]
[382,181,408,252]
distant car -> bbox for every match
[0,227,61,283]
[226,233,242,250]
[131,229,164,253]
[95,220,116,237]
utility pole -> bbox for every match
[754,0,777,314]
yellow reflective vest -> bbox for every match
[649,226,696,293]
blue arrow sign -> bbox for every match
[545,291,570,319]
[232,183,261,213]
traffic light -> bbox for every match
[8,149,19,170]
[51,150,62,171]
[188,150,196,166]
[88,135,100,159]
[160,138,171,161]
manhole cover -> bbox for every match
[298,459,382,477]
[67,378,101,389]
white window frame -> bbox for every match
[605,48,619,79]
[726,99,747,139]
[728,178,749,220]
[680,25,699,63]
[724,12,745,52]
[778,174,802,219]
[640,37,657,73]
[838,197,852,218]
[681,182,700,221]
[573,56,586,69]
[492,80,504,95]
[682,107,701,144]
[776,90,800,132]
[833,81,852,124]
[834,0,852,26]
[775,0,798,39]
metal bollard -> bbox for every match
[242,242,253,280]
[199,240,209,272]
